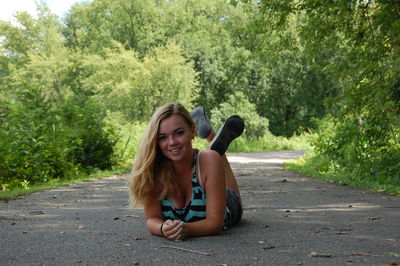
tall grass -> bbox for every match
[285,152,400,195]
[228,133,313,153]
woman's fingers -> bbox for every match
[164,220,184,240]
[169,226,183,240]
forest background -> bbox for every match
[0,0,399,195]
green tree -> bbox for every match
[256,0,400,182]
[211,91,269,139]
[0,5,118,187]
[81,41,198,121]
[63,0,163,55]
[226,2,337,136]
[155,0,249,109]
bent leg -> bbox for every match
[190,106,243,197]
[207,130,241,197]
[221,155,241,197]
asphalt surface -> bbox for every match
[1,151,399,266]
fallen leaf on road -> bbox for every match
[132,261,140,265]
[75,225,86,230]
[113,217,120,220]
[388,261,399,265]
[308,252,332,258]
[367,216,381,221]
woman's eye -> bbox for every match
[175,131,184,136]
[158,135,166,140]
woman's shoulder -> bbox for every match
[199,149,222,165]
[199,149,220,159]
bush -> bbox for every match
[105,111,147,168]
[0,90,119,190]
[210,91,269,139]
[0,98,80,188]
[60,98,117,171]
[307,115,400,192]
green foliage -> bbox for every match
[228,133,313,154]
[104,112,147,168]
[233,4,338,137]
[312,115,400,188]
[286,150,400,195]
[255,0,400,188]
[0,92,79,187]
[63,0,163,55]
[210,91,269,139]
[0,167,127,200]
[2,0,399,194]
[60,97,118,171]
[0,9,118,189]
[82,41,198,121]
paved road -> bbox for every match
[1,151,399,265]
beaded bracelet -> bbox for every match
[160,222,165,237]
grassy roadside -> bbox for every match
[285,153,400,195]
[1,134,313,200]
[0,168,130,201]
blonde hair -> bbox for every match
[129,103,194,207]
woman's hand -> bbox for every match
[161,219,187,240]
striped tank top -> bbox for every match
[161,149,231,227]
[161,149,207,222]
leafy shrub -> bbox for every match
[0,96,79,187]
[60,97,117,171]
[0,88,119,189]
[104,111,147,168]
[309,115,400,191]
[210,91,269,139]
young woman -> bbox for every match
[129,103,244,240]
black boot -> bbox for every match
[211,115,244,156]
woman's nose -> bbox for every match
[168,135,177,145]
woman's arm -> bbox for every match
[144,196,184,240]
[143,198,164,236]
[144,150,227,240]
[181,150,227,237]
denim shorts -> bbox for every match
[224,188,243,228]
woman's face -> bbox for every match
[158,114,195,163]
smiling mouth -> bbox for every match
[169,147,182,153]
